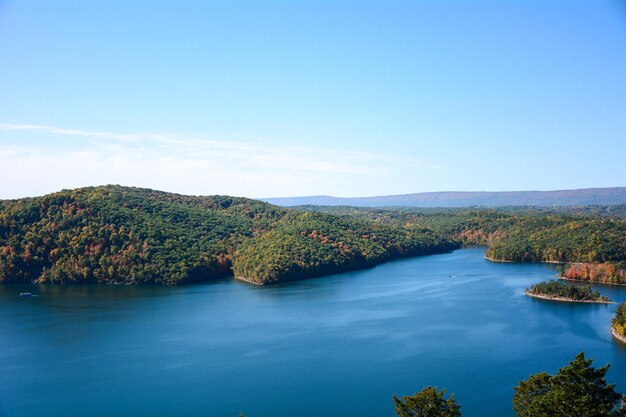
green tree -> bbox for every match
[393,386,461,417]
[612,302,626,337]
[513,352,626,417]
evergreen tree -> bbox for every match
[393,386,461,417]
[513,352,626,417]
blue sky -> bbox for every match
[0,0,625,199]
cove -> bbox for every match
[1,247,625,417]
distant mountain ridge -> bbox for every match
[263,187,626,208]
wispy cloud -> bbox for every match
[0,123,167,143]
[0,123,449,199]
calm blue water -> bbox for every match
[1,248,625,417]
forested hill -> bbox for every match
[263,187,626,207]
[2,186,624,286]
[0,186,457,285]
[295,205,626,284]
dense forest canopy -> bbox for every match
[294,205,626,283]
[525,280,610,302]
[613,303,626,339]
[561,262,626,286]
[1,187,624,285]
[0,186,457,285]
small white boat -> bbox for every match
[19,292,33,298]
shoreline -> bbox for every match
[234,275,264,286]
[557,275,626,287]
[232,246,460,286]
[484,256,516,263]
[484,256,626,288]
[485,256,564,264]
[611,326,626,345]
[524,291,613,304]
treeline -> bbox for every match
[232,211,456,284]
[484,219,625,264]
[613,303,626,339]
[293,205,626,282]
[2,187,624,286]
[0,186,457,285]
[561,262,626,285]
[525,280,609,302]
[0,186,270,284]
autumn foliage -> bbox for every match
[0,186,458,285]
[563,263,626,285]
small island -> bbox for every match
[612,302,626,344]
[525,280,612,304]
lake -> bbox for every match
[1,247,625,417]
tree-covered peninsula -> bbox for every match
[560,262,626,286]
[612,303,626,344]
[525,280,611,303]
[2,186,625,286]
[0,186,458,285]
[293,205,626,284]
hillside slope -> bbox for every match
[0,186,457,285]
[293,205,626,284]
